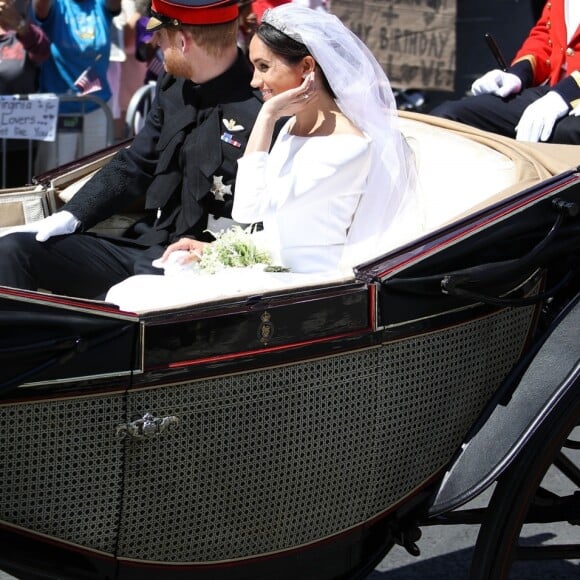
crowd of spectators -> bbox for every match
[0,0,50,187]
[0,0,156,187]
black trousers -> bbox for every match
[0,233,164,299]
[430,86,580,144]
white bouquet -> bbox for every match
[152,226,288,276]
[198,226,275,273]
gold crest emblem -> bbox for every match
[258,311,275,346]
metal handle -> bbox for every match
[116,412,180,440]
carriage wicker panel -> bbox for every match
[117,305,535,562]
[0,394,125,554]
[0,305,534,560]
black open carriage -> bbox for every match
[0,112,578,579]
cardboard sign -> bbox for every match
[331,0,457,91]
[0,94,59,142]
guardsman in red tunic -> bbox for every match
[431,0,580,144]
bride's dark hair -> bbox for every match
[255,22,335,98]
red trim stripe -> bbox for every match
[150,0,238,24]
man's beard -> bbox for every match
[163,46,193,79]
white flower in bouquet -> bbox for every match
[199,226,285,274]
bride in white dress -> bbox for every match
[106,4,421,310]
[234,4,420,271]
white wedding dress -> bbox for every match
[233,122,372,273]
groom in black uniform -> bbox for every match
[0,0,263,299]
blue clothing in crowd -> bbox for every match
[31,0,115,113]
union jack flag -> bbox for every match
[73,66,102,96]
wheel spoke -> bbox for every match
[554,451,580,486]
[563,436,580,450]
[516,543,580,561]
[524,492,580,523]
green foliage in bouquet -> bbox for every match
[199,226,275,274]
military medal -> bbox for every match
[221,131,242,148]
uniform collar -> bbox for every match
[194,49,253,106]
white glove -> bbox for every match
[152,250,195,276]
[515,91,570,142]
[471,70,522,97]
[0,210,80,241]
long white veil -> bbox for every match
[262,5,423,268]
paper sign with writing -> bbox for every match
[0,94,59,142]
[331,0,457,92]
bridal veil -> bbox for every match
[262,5,423,268]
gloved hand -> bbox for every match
[152,250,193,276]
[0,210,80,241]
[515,91,569,142]
[471,70,522,97]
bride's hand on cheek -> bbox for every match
[263,72,317,118]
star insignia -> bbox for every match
[223,118,244,132]
[211,175,232,201]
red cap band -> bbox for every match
[150,0,239,25]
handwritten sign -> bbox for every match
[331,0,457,92]
[0,94,59,142]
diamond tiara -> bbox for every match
[261,8,304,44]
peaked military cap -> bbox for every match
[147,0,239,31]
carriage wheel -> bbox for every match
[469,384,580,580]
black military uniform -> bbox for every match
[0,52,263,298]
[67,53,262,247]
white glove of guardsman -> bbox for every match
[516,91,570,142]
[471,69,522,98]
[0,210,80,241]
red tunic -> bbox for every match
[511,0,580,106]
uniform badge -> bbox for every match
[222,118,244,131]
[211,175,232,201]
